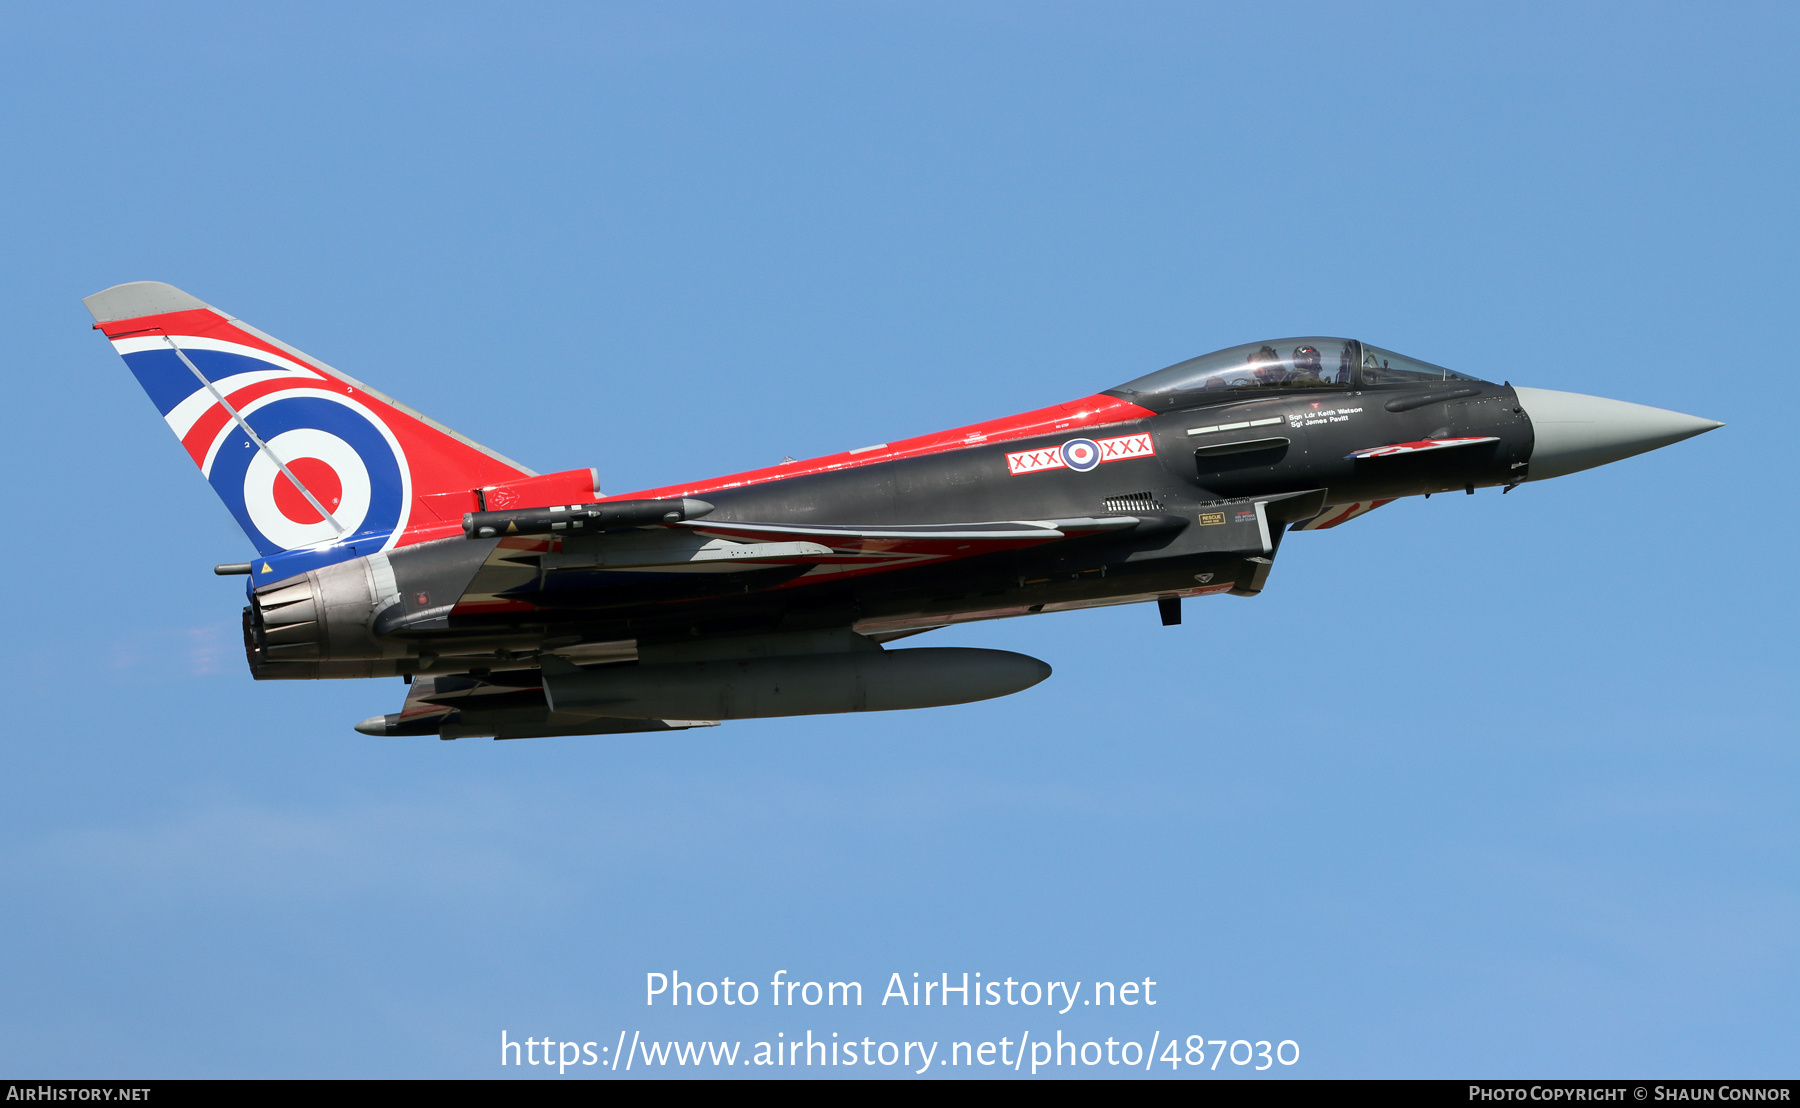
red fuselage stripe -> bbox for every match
[610,394,1156,502]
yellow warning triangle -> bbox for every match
[506,521,517,532]
[261,562,272,574]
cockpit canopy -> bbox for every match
[1105,337,1485,409]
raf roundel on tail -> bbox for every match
[86,281,538,581]
[88,286,1723,740]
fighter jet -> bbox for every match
[85,281,1721,740]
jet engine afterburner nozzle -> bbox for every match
[1514,387,1722,481]
[463,498,715,539]
[243,556,413,680]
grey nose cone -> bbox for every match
[1515,387,1722,481]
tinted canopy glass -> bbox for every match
[1108,338,1357,401]
[1357,344,1482,386]
[1107,338,1485,406]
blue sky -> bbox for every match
[0,1,1792,1078]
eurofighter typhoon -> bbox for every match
[86,281,1721,740]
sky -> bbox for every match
[0,0,1793,1080]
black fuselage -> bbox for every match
[432,380,1531,651]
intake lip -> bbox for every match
[1515,387,1722,481]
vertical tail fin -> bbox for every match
[85,281,569,569]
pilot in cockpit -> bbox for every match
[1250,344,1283,385]
[1291,345,1324,384]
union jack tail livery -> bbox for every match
[85,281,598,581]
